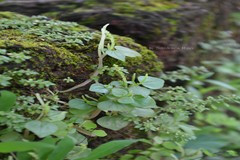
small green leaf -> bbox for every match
[82,120,97,130]
[106,50,125,61]
[111,88,128,97]
[25,121,58,138]
[115,46,141,57]
[47,111,66,121]
[118,97,134,104]
[78,139,139,160]
[0,90,16,111]
[132,96,157,108]
[138,76,164,89]
[68,99,92,110]
[89,83,109,94]
[92,130,107,137]
[97,116,129,131]
[97,100,133,112]
[129,86,150,97]
[131,108,155,117]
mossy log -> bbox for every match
[0,12,163,93]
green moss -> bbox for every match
[0,12,163,90]
[132,0,179,12]
[0,11,26,19]
[83,0,178,13]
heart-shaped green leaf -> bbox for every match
[68,99,92,110]
[111,88,128,97]
[92,130,107,137]
[132,95,157,108]
[129,86,151,97]
[90,83,109,94]
[25,121,58,138]
[48,111,66,121]
[115,46,141,57]
[97,116,129,131]
[131,108,155,117]
[106,50,125,61]
[138,76,164,89]
[82,120,97,130]
[118,97,134,104]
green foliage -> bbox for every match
[231,12,240,26]
[199,31,240,57]
[131,86,206,142]
[0,137,139,160]
[138,76,164,89]
[0,49,54,89]
[0,24,148,160]
[0,16,94,46]
[173,32,240,159]
[66,24,164,133]
[97,116,129,131]
[19,79,54,88]
[1,22,240,160]
[0,111,27,132]
[119,31,240,160]
[79,139,140,160]
[75,69,164,129]
[121,136,204,160]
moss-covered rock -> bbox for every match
[0,12,163,92]
[1,1,239,69]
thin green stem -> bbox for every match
[60,24,110,93]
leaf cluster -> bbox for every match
[0,16,94,46]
